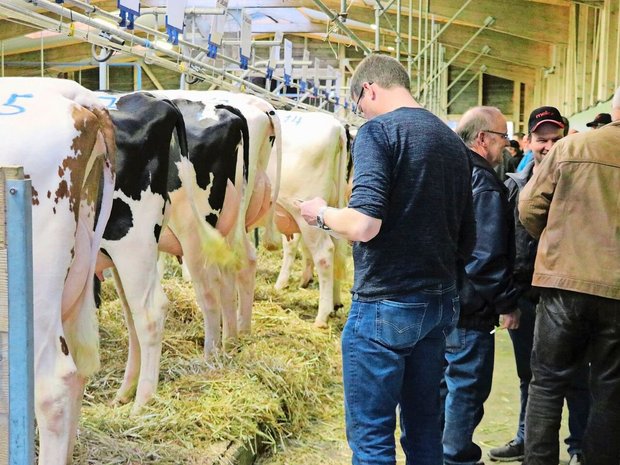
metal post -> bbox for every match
[134,63,142,90]
[99,61,108,90]
[407,0,413,76]
[313,0,372,54]
[396,0,401,57]
[1,41,4,77]
[375,3,381,51]
[39,35,44,77]
[0,167,35,465]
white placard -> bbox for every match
[240,10,252,58]
[283,39,293,77]
[313,57,321,92]
[335,72,342,99]
[119,0,140,15]
[209,0,229,45]
[326,65,334,96]
[269,32,283,69]
[301,49,310,81]
[166,0,188,31]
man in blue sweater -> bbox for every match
[299,54,475,465]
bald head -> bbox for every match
[456,106,508,167]
[613,87,620,122]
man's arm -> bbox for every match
[299,197,382,243]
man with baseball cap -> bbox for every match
[488,107,590,465]
[585,112,612,129]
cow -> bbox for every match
[0,77,115,465]
[268,110,350,328]
[93,91,249,413]
[152,89,281,339]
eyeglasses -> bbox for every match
[354,81,373,117]
[483,129,510,140]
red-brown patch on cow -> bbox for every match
[31,186,40,206]
[59,336,69,356]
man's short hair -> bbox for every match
[456,106,504,148]
[349,54,411,100]
[613,87,620,109]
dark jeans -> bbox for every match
[524,288,620,465]
[508,296,590,455]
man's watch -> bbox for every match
[316,206,331,230]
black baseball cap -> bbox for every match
[585,113,612,127]
[528,106,565,133]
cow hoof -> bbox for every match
[334,303,344,312]
[300,278,313,289]
[313,320,328,329]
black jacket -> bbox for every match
[505,161,540,303]
[457,150,519,331]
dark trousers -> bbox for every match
[508,296,589,455]
[524,288,620,465]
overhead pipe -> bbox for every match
[407,0,412,75]
[374,3,381,51]
[396,0,401,57]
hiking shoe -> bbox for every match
[568,454,583,465]
[488,440,525,461]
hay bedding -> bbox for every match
[73,247,351,464]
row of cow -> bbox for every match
[0,77,351,465]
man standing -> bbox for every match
[488,106,590,465]
[520,90,620,465]
[443,106,520,465]
[585,112,611,129]
[300,53,475,465]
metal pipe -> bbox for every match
[99,62,108,90]
[416,0,422,94]
[419,17,494,95]
[446,67,485,108]
[396,0,401,57]
[40,34,44,77]
[413,0,474,64]
[375,4,381,51]
[407,0,412,75]
[446,45,489,91]
[313,0,372,54]
[1,41,4,77]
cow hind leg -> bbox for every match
[110,268,140,406]
[110,255,168,414]
[298,226,335,328]
[274,234,300,291]
[237,235,257,334]
[299,239,315,289]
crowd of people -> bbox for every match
[299,53,619,465]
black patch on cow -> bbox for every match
[103,197,133,241]
[96,92,185,243]
[171,100,250,221]
[154,223,162,241]
[345,124,353,182]
[204,213,218,227]
[59,336,69,356]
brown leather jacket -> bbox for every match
[518,121,620,300]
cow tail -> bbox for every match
[259,110,282,249]
[333,123,350,283]
[165,99,190,161]
[215,104,249,183]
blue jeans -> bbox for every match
[342,282,459,465]
[524,289,619,465]
[508,297,590,455]
[442,327,495,465]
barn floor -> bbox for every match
[74,244,572,465]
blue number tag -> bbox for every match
[97,95,118,110]
[0,94,34,116]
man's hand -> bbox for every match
[500,308,521,330]
[297,197,327,226]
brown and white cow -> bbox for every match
[269,110,350,327]
[0,77,115,465]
